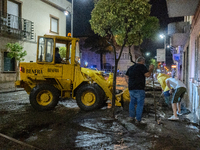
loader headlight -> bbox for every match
[20,67,25,73]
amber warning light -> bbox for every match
[171,65,176,68]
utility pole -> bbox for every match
[71,0,74,37]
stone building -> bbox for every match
[0,0,71,89]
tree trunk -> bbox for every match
[16,61,20,81]
[111,45,126,118]
[15,61,20,91]
[129,46,135,64]
[111,60,118,117]
[138,32,141,53]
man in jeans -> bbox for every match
[125,57,154,123]
[166,77,187,120]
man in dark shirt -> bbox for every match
[125,57,154,123]
[55,47,62,63]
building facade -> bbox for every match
[0,0,71,89]
[166,0,200,121]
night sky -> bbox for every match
[67,0,184,68]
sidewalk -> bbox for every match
[0,81,24,94]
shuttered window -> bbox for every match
[4,52,15,72]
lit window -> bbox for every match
[50,15,59,34]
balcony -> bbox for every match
[168,22,190,47]
[0,11,34,40]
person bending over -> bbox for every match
[166,77,186,120]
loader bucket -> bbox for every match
[115,88,130,108]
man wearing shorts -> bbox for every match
[166,77,186,120]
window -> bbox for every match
[124,53,128,60]
[38,37,54,62]
[7,0,20,29]
[122,53,128,60]
[4,52,15,72]
[50,15,59,34]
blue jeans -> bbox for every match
[163,91,170,105]
[129,90,145,122]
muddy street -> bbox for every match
[0,89,200,149]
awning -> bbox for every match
[166,0,199,17]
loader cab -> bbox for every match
[37,35,81,65]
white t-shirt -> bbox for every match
[166,78,186,89]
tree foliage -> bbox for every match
[150,58,157,71]
[6,43,27,62]
[90,0,151,46]
[6,42,27,81]
[141,16,160,40]
[59,47,66,59]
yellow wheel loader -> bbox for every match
[15,35,130,111]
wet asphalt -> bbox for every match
[0,90,200,150]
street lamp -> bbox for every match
[146,52,150,56]
[71,0,74,37]
[159,34,167,73]
[159,34,165,39]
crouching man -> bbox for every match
[166,77,186,120]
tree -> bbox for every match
[6,43,27,81]
[83,34,112,70]
[90,0,151,116]
[150,58,158,72]
[59,47,66,59]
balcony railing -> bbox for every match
[0,11,34,40]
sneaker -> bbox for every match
[168,115,179,120]
[127,117,135,122]
[135,119,141,125]
[177,111,183,116]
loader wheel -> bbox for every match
[30,84,59,111]
[94,84,107,108]
[76,84,103,111]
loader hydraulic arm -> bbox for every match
[81,68,124,106]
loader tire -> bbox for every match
[30,84,59,111]
[94,84,107,108]
[76,84,103,111]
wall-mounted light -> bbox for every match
[64,11,69,16]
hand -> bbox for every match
[149,64,154,70]
[169,89,172,94]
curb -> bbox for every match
[0,89,24,94]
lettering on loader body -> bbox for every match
[26,69,43,74]
[48,68,59,72]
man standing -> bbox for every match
[166,77,186,120]
[125,57,154,123]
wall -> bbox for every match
[182,5,200,118]
[21,0,68,62]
